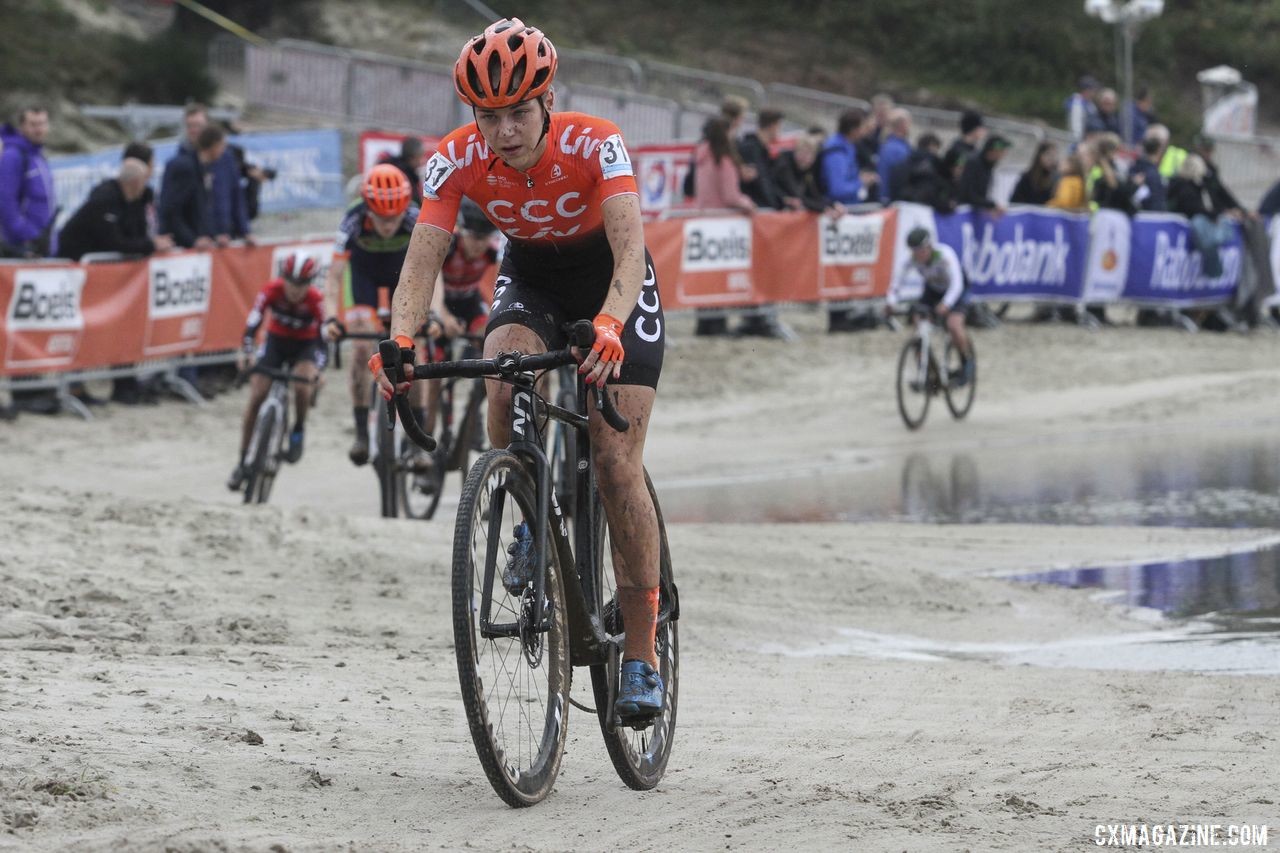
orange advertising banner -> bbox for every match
[0,241,330,377]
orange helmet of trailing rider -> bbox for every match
[454,18,558,109]
[362,163,412,218]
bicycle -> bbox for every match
[236,365,318,505]
[413,333,490,520]
[895,304,977,430]
[332,318,434,519]
[378,321,680,807]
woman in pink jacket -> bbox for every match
[693,117,756,214]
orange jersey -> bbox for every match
[416,112,638,246]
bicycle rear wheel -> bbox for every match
[452,449,570,808]
[943,339,977,420]
[242,404,280,505]
[398,436,444,520]
[895,338,931,430]
[589,469,679,790]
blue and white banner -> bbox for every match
[1122,213,1241,306]
[933,207,1090,302]
[1081,209,1131,303]
[49,129,345,228]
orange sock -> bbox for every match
[617,586,660,669]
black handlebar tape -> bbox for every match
[394,394,437,452]
[591,383,630,432]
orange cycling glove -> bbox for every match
[367,334,416,381]
[587,313,626,369]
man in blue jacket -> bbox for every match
[0,106,56,256]
[820,107,877,205]
[877,108,913,203]
[159,125,227,249]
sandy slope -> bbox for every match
[2,311,1279,852]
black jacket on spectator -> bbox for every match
[1166,177,1215,219]
[58,178,155,261]
[897,150,956,212]
[159,148,214,248]
[1128,158,1166,212]
[737,131,783,209]
[1202,159,1242,213]
[1092,172,1139,216]
[942,139,976,182]
[1010,170,1056,206]
[771,150,830,213]
[956,154,997,209]
[1260,179,1280,217]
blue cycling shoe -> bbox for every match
[615,659,664,719]
[284,427,305,463]
[502,521,534,595]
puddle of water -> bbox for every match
[663,426,1280,526]
[1005,543,1280,624]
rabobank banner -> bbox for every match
[933,207,1090,301]
[1122,214,1242,306]
[49,129,344,228]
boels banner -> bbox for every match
[645,208,897,308]
[0,241,329,377]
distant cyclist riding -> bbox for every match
[228,251,326,491]
[368,17,673,800]
[889,227,974,387]
[323,164,430,468]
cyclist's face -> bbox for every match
[369,212,402,237]
[911,243,932,263]
[475,97,549,171]
[283,280,311,302]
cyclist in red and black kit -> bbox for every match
[228,251,326,490]
[370,18,667,719]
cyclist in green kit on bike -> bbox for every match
[369,18,668,718]
[889,227,975,387]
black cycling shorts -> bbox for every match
[486,251,665,389]
[257,334,327,371]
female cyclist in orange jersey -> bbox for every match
[371,18,666,718]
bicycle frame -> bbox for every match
[242,375,290,472]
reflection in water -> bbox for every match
[663,429,1280,527]
[1008,544,1280,622]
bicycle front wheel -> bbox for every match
[895,338,931,430]
[589,469,679,790]
[243,404,280,505]
[452,449,570,808]
[943,339,976,420]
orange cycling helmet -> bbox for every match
[454,18,558,109]
[362,163,412,218]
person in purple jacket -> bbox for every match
[0,105,56,257]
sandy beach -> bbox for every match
[2,309,1278,852]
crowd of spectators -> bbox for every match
[1,100,274,416]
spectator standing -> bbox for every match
[1126,86,1156,146]
[1010,142,1059,206]
[1129,135,1166,212]
[957,135,1010,213]
[179,103,247,243]
[159,124,227,249]
[693,116,755,214]
[1192,135,1246,217]
[1085,88,1123,137]
[738,109,786,210]
[1146,124,1188,181]
[819,107,877,205]
[1046,152,1090,211]
[58,158,173,260]
[0,105,56,257]
[221,121,275,223]
[942,110,986,185]
[1090,134,1139,215]
[773,132,844,215]
[896,133,956,212]
[859,93,895,166]
[1065,75,1101,144]
[876,108,912,204]
[1167,154,1233,278]
[383,135,427,206]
